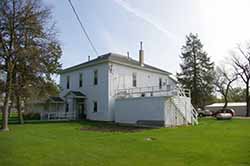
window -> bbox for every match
[79,73,83,88]
[159,78,162,89]
[167,84,171,91]
[132,73,137,87]
[65,103,69,112]
[66,76,70,89]
[93,101,98,112]
[164,79,168,86]
[94,70,98,85]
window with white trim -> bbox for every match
[66,76,70,89]
[132,73,137,87]
[159,78,162,89]
[79,73,83,88]
[94,70,98,85]
[93,101,98,112]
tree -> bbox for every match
[232,43,250,116]
[214,66,237,108]
[177,33,214,108]
[0,0,62,131]
[228,87,245,102]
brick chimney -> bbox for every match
[139,41,144,66]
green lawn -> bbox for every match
[0,112,19,123]
[0,119,250,166]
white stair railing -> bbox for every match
[191,105,199,125]
[169,98,188,125]
[177,87,198,125]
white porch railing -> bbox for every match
[115,86,191,98]
[40,112,77,121]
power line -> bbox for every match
[68,0,98,56]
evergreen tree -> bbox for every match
[177,33,214,108]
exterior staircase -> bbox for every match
[170,88,198,125]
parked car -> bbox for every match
[197,109,213,117]
[216,112,232,120]
[214,108,235,117]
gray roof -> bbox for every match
[71,91,86,97]
[64,91,86,98]
[61,53,171,75]
[48,96,64,103]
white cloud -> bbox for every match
[113,0,180,43]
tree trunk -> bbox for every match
[8,98,13,118]
[1,72,13,131]
[193,48,198,108]
[224,88,229,109]
[16,96,24,124]
[246,82,250,117]
[223,96,228,109]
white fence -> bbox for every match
[40,112,76,121]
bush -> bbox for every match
[23,112,40,120]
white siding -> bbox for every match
[114,97,166,124]
[108,62,176,120]
[114,96,186,127]
[60,63,110,121]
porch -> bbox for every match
[114,86,198,126]
[40,91,87,121]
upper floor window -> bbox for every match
[94,70,98,85]
[159,78,162,89]
[66,75,70,89]
[132,73,137,87]
[93,101,98,112]
[79,73,83,88]
[167,84,171,91]
[164,79,168,86]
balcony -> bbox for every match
[115,85,191,99]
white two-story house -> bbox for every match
[35,44,198,127]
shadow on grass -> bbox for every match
[0,117,156,132]
[78,120,154,133]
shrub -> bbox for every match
[23,112,40,120]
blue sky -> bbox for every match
[44,0,250,79]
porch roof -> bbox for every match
[64,91,86,98]
[48,96,64,103]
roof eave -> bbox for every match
[109,59,171,75]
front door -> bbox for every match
[77,103,86,119]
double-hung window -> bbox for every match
[66,76,70,89]
[93,101,98,112]
[79,73,83,88]
[132,73,137,87]
[159,78,162,89]
[94,70,98,85]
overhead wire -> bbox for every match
[68,0,98,56]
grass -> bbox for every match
[0,112,19,123]
[0,119,250,166]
